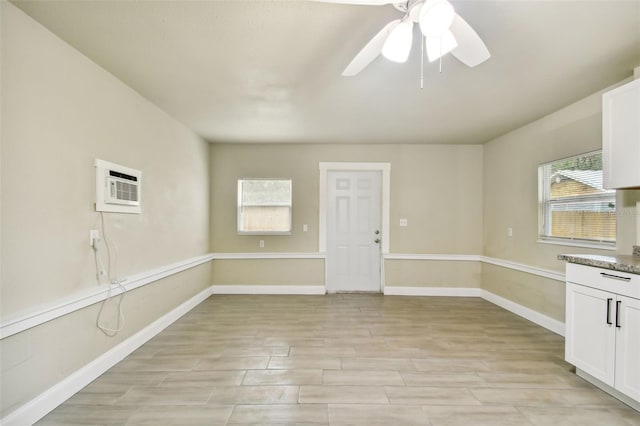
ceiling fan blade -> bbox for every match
[342,19,401,76]
[425,30,458,63]
[449,13,490,67]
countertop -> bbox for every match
[558,253,640,275]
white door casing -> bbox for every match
[319,162,390,292]
[325,170,382,293]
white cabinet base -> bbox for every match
[577,368,640,412]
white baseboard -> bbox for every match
[383,286,482,297]
[480,289,565,336]
[1,253,215,339]
[382,287,565,337]
[1,286,213,426]
[2,253,565,340]
[210,285,326,295]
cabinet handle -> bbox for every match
[600,272,631,282]
[615,300,622,328]
[606,298,613,325]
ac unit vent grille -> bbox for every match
[110,178,139,203]
[96,159,142,214]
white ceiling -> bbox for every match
[11,0,640,145]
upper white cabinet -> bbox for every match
[603,78,640,189]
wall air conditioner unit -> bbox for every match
[95,159,141,214]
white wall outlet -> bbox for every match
[89,229,100,247]
[303,224,308,232]
[399,218,408,227]
[507,227,513,237]
[259,240,265,248]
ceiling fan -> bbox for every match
[314,0,490,76]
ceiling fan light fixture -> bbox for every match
[426,30,457,62]
[419,0,455,37]
[381,18,413,63]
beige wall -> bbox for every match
[1,3,210,415]
[481,263,565,321]
[210,143,483,254]
[212,259,324,286]
[482,80,640,319]
[385,260,481,288]
[210,143,484,288]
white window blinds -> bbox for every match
[538,151,616,246]
[237,179,292,235]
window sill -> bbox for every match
[537,239,616,251]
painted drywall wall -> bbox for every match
[482,79,640,320]
[210,143,483,288]
[0,2,210,416]
[384,260,481,288]
[212,259,324,286]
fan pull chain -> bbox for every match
[420,35,424,89]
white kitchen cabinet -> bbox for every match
[602,78,640,189]
[565,263,640,409]
[565,283,616,384]
[615,295,640,402]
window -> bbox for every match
[538,151,615,247]
[237,179,292,235]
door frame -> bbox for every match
[319,162,391,291]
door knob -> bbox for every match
[374,238,380,244]
[374,230,380,235]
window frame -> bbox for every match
[237,178,293,236]
[537,150,616,249]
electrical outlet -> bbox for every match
[89,229,100,247]
[259,240,265,248]
[399,218,408,227]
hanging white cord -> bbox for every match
[100,212,119,282]
[420,35,425,89]
[94,212,125,337]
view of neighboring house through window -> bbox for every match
[237,179,292,235]
[538,151,616,247]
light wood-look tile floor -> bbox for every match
[37,295,640,425]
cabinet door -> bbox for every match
[615,295,640,401]
[565,283,616,385]
[603,78,640,189]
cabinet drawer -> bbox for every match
[566,263,640,300]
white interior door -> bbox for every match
[326,170,381,293]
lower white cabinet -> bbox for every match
[565,283,616,383]
[615,295,640,401]
[565,264,640,406]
